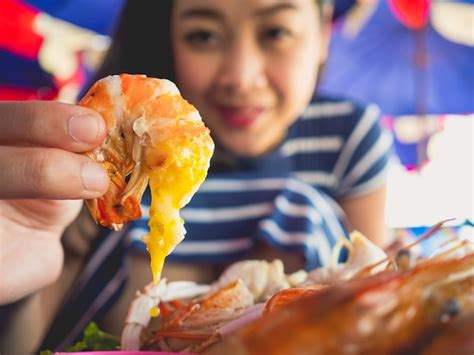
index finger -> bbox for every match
[0,101,106,152]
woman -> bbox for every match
[0,0,392,352]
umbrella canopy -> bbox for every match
[0,0,124,102]
[24,0,125,35]
[318,0,474,116]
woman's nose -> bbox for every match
[216,37,267,93]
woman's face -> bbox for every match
[172,0,328,156]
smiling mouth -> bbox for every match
[217,106,265,128]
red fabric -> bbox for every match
[0,0,43,59]
[388,0,430,29]
[0,0,89,101]
[0,86,58,101]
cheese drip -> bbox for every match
[146,133,213,284]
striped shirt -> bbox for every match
[39,96,392,351]
[128,96,392,269]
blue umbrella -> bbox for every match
[24,0,125,35]
[318,0,474,116]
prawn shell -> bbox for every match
[207,254,474,355]
[263,285,327,316]
[79,74,212,230]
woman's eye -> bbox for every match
[184,30,219,48]
[262,27,292,42]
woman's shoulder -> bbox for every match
[292,95,381,141]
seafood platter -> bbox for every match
[53,222,474,354]
[65,75,473,354]
[115,222,474,354]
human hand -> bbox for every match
[0,100,109,304]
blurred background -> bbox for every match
[1,0,472,252]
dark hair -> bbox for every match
[91,1,175,85]
[90,0,333,89]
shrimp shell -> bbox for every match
[80,74,214,284]
[79,74,214,231]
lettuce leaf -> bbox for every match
[40,322,120,354]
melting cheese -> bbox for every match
[145,129,213,284]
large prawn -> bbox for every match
[206,253,474,354]
[79,74,214,283]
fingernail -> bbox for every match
[81,163,109,192]
[68,114,102,144]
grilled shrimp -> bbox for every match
[211,259,302,302]
[122,278,211,351]
[146,279,255,352]
[421,314,474,355]
[306,230,389,285]
[206,253,474,355]
[79,74,214,282]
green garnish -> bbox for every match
[40,321,120,353]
